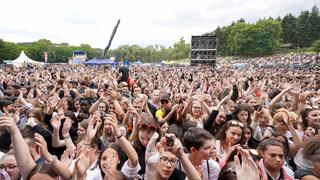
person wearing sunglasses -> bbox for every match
[131,113,160,177]
[216,120,244,161]
[156,94,175,124]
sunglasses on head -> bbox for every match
[305,105,319,110]
[227,120,244,128]
[139,123,157,131]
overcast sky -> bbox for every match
[0,0,319,49]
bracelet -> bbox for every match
[116,134,123,139]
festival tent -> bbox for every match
[100,59,114,64]
[73,58,82,64]
[11,51,42,67]
[84,58,100,65]
[132,60,142,66]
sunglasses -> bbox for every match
[161,100,169,104]
[305,105,319,110]
[139,123,157,131]
[227,120,244,128]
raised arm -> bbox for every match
[34,133,73,179]
[0,116,36,179]
[89,94,106,115]
[172,135,201,180]
[268,84,294,111]
[51,115,65,148]
[108,114,138,167]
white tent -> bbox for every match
[11,51,42,67]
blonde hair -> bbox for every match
[273,108,299,126]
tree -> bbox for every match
[281,13,297,44]
[309,5,320,44]
[296,10,313,48]
[28,39,55,62]
[226,20,281,56]
[0,40,24,60]
[312,39,320,52]
[55,45,72,63]
[172,37,190,60]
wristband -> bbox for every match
[116,134,123,139]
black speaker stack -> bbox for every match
[190,35,217,66]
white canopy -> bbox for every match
[11,51,42,67]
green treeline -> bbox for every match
[0,5,320,63]
[207,5,320,56]
[0,38,189,63]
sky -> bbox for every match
[0,0,319,49]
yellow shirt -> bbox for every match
[155,108,165,119]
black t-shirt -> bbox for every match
[169,168,186,180]
[119,66,129,82]
[295,169,319,179]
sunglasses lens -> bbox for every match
[140,123,156,131]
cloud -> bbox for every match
[63,11,96,25]
[0,0,319,49]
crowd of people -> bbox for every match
[0,57,319,180]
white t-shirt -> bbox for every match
[215,140,227,161]
[0,151,5,161]
[294,149,313,170]
[121,160,141,179]
[177,157,221,180]
[69,159,103,180]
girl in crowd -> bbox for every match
[216,120,244,161]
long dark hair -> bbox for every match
[232,104,252,125]
[132,113,160,149]
[301,107,320,130]
[241,125,259,149]
[216,120,244,148]
[97,143,126,178]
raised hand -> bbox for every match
[61,148,75,167]
[62,117,72,135]
[0,116,18,134]
[109,90,118,100]
[13,107,21,123]
[104,114,119,137]
[85,115,102,142]
[34,133,51,160]
[75,147,90,177]
[50,116,61,130]
[25,116,37,127]
[145,132,160,167]
[234,147,260,180]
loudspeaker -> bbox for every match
[190,35,217,66]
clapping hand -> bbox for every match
[75,146,90,177]
[61,148,75,167]
[145,132,160,167]
[34,133,51,161]
[62,117,72,135]
[234,147,260,180]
